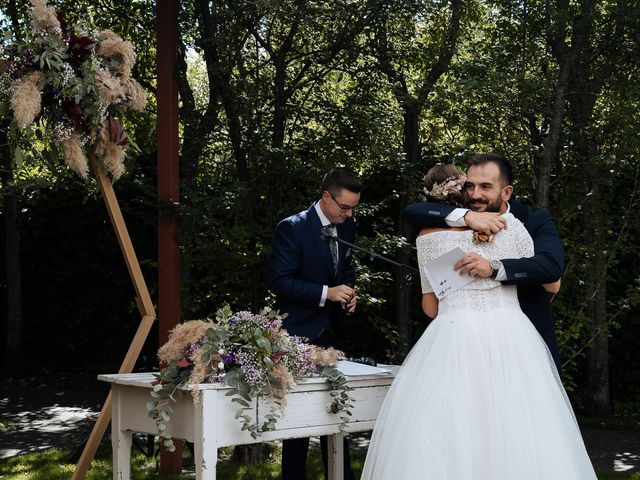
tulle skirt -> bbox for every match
[361,288,596,480]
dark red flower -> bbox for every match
[176,357,191,368]
[62,101,84,132]
[109,116,129,147]
[270,351,286,362]
[0,60,8,74]
[68,35,95,68]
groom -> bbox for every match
[268,167,362,480]
[405,153,564,371]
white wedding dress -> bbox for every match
[361,213,596,480]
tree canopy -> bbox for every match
[1,0,639,415]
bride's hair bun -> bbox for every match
[423,164,467,207]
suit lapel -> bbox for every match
[509,199,529,226]
[307,205,336,281]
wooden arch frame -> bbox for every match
[72,1,181,478]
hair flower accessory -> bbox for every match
[423,174,467,199]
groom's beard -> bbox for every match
[464,194,503,212]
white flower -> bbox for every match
[217,361,225,370]
[218,348,225,355]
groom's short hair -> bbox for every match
[468,153,513,187]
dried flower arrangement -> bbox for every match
[148,306,354,451]
[1,0,146,180]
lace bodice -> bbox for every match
[416,213,534,313]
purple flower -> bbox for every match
[229,316,238,325]
[223,353,235,365]
[268,318,283,331]
[185,336,206,359]
[235,352,264,387]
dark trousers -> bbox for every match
[281,436,355,480]
[281,323,355,480]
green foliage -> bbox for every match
[1,0,640,417]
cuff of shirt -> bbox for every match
[319,285,328,307]
[445,208,469,227]
[495,267,507,282]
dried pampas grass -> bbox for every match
[158,320,212,365]
[93,120,125,180]
[30,0,61,33]
[188,349,222,401]
[95,69,125,104]
[10,71,45,128]
[124,78,148,111]
[60,135,89,179]
[267,363,296,402]
[311,347,344,366]
[97,30,136,79]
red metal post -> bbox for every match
[157,0,182,472]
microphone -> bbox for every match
[320,225,335,242]
[319,228,419,276]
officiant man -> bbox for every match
[268,166,362,480]
[405,153,565,372]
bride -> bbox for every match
[361,164,596,479]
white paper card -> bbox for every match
[423,247,475,299]
[336,360,392,376]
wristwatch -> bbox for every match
[490,259,503,279]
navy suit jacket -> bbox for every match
[268,204,356,340]
[404,199,564,334]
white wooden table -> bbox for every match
[99,368,398,480]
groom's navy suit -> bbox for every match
[268,203,356,480]
[404,199,564,371]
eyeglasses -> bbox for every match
[327,191,357,213]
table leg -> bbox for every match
[194,393,217,480]
[111,386,133,480]
[327,433,345,480]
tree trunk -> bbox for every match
[195,0,255,228]
[176,30,219,317]
[569,65,610,414]
[586,182,611,415]
[267,55,288,224]
[394,105,421,355]
[535,0,596,208]
[1,118,22,374]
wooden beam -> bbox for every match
[157,0,183,472]
[71,160,157,480]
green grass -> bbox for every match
[0,442,635,479]
[0,441,364,480]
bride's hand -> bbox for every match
[464,211,507,235]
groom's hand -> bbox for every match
[328,284,355,304]
[464,211,507,235]
[455,252,493,278]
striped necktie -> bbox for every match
[328,224,338,273]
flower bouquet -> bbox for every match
[2,0,146,180]
[147,306,354,451]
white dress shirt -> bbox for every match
[314,202,334,306]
